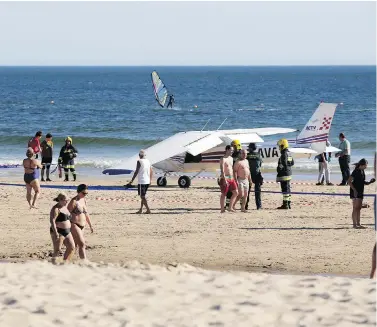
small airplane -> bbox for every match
[103,102,340,188]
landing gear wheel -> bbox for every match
[157,177,167,187]
[178,176,191,188]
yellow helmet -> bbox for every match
[277,138,289,150]
[65,136,73,143]
[231,139,242,150]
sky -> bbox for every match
[0,1,375,66]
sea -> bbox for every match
[0,66,375,181]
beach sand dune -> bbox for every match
[0,261,375,327]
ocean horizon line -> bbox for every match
[0,64,375,68]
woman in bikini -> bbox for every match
[68,184,94,260]
[50,193,75,261]
[23,147,42,209]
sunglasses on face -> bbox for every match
[81,191,88,196]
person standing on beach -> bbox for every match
[233,149,252,212]
[335,133,351,186]
[245,143,263,210]
[370,152,376,278]
[226,139,241,208]
[316,141,334,186]
[41,133,53,182]
[276,139,294,209]
[347,159,376,228]
[28,131,42,159]
[348,158,375,228]
[50,193,75,261]
[58,137,78,182]
[128,150,153,214]
[23,148,43,209]
[68,184,94,260]
[219,145,238,213]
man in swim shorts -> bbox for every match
[219,145,238,213]
[234,149,252,212]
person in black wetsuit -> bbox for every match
[348,158,375,229]
[50,193,75,261]
[167,95,175,108]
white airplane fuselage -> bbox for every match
[153,141,312,173]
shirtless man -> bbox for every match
[234,149,252,212]
[219,145,238,213]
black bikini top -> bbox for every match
[56,210,71,223]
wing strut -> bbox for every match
[217,118,227,131]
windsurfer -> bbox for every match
[167,95,175,108]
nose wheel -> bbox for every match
[178,175,191,188]
[157,176,167,187]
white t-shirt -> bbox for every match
[138,158,151,184]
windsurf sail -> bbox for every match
[151,71,168,107]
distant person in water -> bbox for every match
[167,94,175,108]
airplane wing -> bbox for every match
[220,127,297,136]
[102,131,224,175]
[220,133,264,145]
[289,147,318,154]
[326,146,341,153]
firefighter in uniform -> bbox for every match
[226,139,241,208]
[276,139,294,209]
[58,137,78,182]
[245,143,263,210]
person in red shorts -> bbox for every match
[219,145,238,213]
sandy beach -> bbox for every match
[0,260,375,327]
[0,174,375,276]
[0,174,376,326]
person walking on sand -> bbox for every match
[219,145,238,213]
[58,137,78,182]
[41,133,54,182]
[127,150,153,214]
[50,193,75,261]
[23,147,42,209]
[68,184,94,260]
[336,133,351,185]
[233,149,252,212]
[348,158,375,229]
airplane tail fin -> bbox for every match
[296,103,338,150]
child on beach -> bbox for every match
[348,158,375,228]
